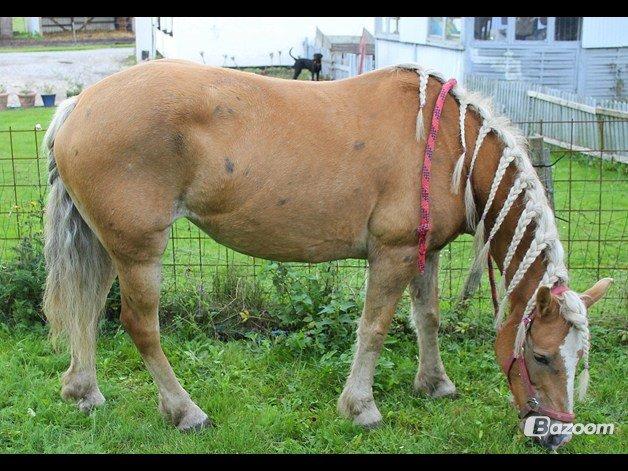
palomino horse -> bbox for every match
[43,60,611,449]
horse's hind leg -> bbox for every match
[115,257,210,431]
[408,251,457,398]
[338,245,416,427]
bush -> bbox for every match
[0,235,46,326]
[159,269,274,340]
[0,236,367,353]
[263,261,363,353]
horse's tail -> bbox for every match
[289,47,298,61]
[43,97,114,370]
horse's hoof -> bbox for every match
[178,415,213,432]
[173,405,213,432]
[414,374,458,398]
[61,380,106,414]
[353,408,383,429]
[76,390,106,413]
[177,417,214,433]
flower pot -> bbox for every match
[0,93,8,111]
[18,93,36,108]
[41,94,56,107]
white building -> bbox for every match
[375,17,628,99]
[135,17,374,68]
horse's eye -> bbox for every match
[534,353,550,365]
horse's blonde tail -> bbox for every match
[43,97,114,371]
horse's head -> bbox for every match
[495,278,612,450]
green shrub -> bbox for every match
[0,235,370,352]
[160,268,274,340]
[0,235,46,326]
[263,261,363,353]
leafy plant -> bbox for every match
[0,83,6,94]
[262,261,363,353]
[41,84,55,95]
[0,235,46,326]
[19,86,34,95]
[65,79,83,97]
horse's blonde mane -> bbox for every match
[392,64,590,398]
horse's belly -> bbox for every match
[186,195,371,263]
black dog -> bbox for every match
[289,48,323,81]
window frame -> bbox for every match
[427,17,463,46]
[553,17,582,42]
[472,17,510,42]
[470,17,582,46]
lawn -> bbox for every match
[0,323,625,453]
[0,90,626,453]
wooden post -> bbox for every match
[529,135,554,210]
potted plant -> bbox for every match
[18,84,36,108]
[0,83,7,111]
[66,79,84,98]
[40,84,56,108]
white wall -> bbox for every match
[398,17,428,45]
[375,17,465,80]
[582,17,628,48]
[376,39,465,81]
[150,17,373,67]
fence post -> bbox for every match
[529,135,554,210]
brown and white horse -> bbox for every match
[42,60,611,449]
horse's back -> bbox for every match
[52,61,423,262]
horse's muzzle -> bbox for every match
[520,415,573,451]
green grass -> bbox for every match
[0,94,626,453]
[0,324,625,453]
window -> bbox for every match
[157,17,173,36]
[555,17,582,41]
[474,17,508,41]
[428,17,462,42]
[515,17,547,41]
[383,17,399,35]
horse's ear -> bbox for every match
[580,278,613,308]
[536,286,553,317]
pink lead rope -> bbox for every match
[418,78,458,273]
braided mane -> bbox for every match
[393,64,591,399]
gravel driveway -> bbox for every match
[0,47,134,107]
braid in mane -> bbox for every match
[393,63,592,400]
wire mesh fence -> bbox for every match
[0,119,626,316]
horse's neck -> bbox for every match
[467,132,559,320]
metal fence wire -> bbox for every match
[0,119,626,316]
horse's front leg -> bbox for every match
[409,251,457,398]
[338,245,416,428]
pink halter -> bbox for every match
[501,284,576,423]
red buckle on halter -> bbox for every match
[501,283,576,423]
